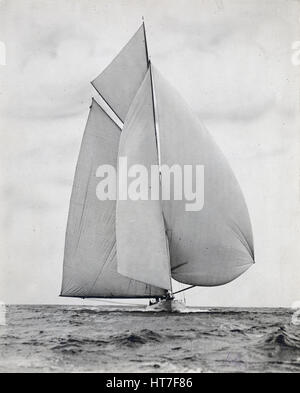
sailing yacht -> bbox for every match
[60,23,255,312]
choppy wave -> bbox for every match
[1,305,300,372]
[259,325,300,350]
[113,329,162,347]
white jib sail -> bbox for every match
[116,70,171,291]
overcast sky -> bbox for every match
[0,0,300,307]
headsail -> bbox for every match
[61,99,166,298]
[92,24,148,123]
[152,66,254,286]
[116,70,171,290]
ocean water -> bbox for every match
[0,305,300,373]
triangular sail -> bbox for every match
[92,25,148,123]
[153,66,254,286]
[116,70,171,290]
[61,99,166,298]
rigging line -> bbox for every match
[90,81,124,127]
[143,21,160,166]
[143,22,172,296]
[142,18,149,64]
[173,285,195,296]
[149,62,161,169]
[150,61,172,295]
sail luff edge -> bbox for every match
[149,62,160,167]
[149,62,173,294]
[142,20,149,64]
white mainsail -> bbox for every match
[116,70,171,290]
[61,99,166,298]
[92,25,148,122]
[152,66,255,286]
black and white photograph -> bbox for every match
[0,0,300,375]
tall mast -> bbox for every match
[142,20,161,168]
[142,18,149,64]
[143,19,173,297]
